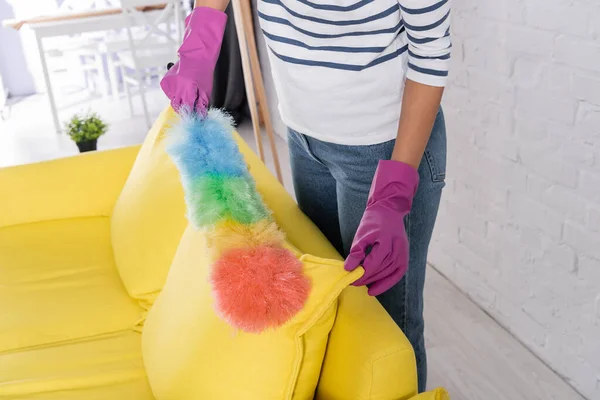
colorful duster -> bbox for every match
[166,108,311,333]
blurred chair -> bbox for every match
[113,0,183,128]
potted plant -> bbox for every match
[64,112,108,152]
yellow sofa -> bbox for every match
[0,108,448,400]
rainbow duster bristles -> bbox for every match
[166,108,311,333]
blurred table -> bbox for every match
[2,5,166,133]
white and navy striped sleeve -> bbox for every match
[399,0,451,87]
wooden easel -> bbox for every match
[230,0,283,183]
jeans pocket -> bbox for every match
[424,109,447,183]
[424,150,446,182]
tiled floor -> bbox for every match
[0,87,585,400]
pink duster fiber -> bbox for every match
[210,246,310,333]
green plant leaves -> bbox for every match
[64,111,108,143]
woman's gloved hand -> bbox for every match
[160,7,227,114]
[345,160,419,296]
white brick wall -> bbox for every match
[432,0,600,398]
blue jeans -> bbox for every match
[287,110,446,393]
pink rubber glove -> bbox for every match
[345,160,419,297]
[160,7,227,114]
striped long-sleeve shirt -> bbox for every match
[258,0,451,145]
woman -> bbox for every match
[161,0,449,392]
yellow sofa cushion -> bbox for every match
[142,226,361,400]
[0,146,139,229]
[0,217,142,353]
[110,109,188,308]
[0,331,153,399]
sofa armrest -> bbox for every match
[316,286,419,400]
[0,146,140,229]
